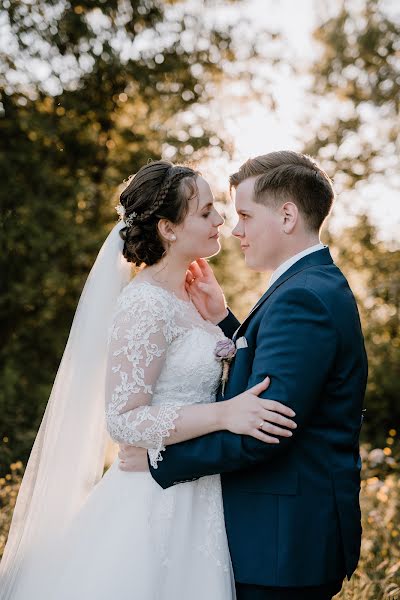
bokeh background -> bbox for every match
[0,0,399,597]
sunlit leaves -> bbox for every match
[306,0,400,190]
[0,0,249,473]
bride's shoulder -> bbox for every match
[115,280,175,316]
[109,281,183,344]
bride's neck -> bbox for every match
[137,256,190,300]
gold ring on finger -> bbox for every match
[259,421,264,430]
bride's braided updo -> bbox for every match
[119,160,198,266]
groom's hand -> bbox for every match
[185,258,228,324]
[118,446,149,472]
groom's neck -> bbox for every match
[271,232,321,271]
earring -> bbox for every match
[170,235,176,241]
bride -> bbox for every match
[0,160,296,599]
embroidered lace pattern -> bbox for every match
[197,476,230,572]
[106,280,230,570]
[105,281,225,468]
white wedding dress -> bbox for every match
[10,280,235,600]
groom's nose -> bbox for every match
[232,221,243,237]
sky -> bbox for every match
[2,0,398,242]
[198,0,316,171]
[198,0,399,243]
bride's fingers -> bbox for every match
[260,398,296,417]
[251,429,280,444]
[189,261,203,280]
[186,283,203,303]
[262,409,297,429]
[186,277,201,291]
[187,266,197,280]
[258,421,293,438]
[197,258,214,277]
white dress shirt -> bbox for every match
[268,242,326,288]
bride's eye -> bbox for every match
[202,212,211,218]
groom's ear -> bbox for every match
[281,202,298,234]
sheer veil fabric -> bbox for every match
[0,222,132,598]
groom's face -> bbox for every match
[232,177,284,272]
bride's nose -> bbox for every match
[214,210,224,227]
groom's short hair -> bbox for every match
[229,151,334,231]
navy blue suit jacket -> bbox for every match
[149,248,368,587]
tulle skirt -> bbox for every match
[10,461,235,599]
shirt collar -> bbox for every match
[269,242,326,288]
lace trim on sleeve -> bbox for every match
[105,284,184,465]
[145,404,182,468]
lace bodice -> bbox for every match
[105,280,225,468]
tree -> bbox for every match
[305,0,399,189]
[322,216,400,446]
[304,0,400,446]
[0,0,269,472]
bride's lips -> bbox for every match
[241,244,249,251]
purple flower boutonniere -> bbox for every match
[214,339,237,396]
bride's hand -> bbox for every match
[223,377,297,443]
[185,258,228,324]
[118,446,149,472]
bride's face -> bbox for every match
[172,176,224,261]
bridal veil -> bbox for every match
[0,222,132,598]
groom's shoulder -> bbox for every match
[305,261,353,297]
[304,260,347,288]
[271,261,353,309]
[287,262,358,320]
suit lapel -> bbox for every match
[233,248,333,340]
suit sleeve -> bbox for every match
[218,309,240,339]
[149,287,338,489]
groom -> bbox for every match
[124,151,368,599]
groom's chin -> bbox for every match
[243,257,258,271]
[244,256,269,273]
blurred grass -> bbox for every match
[0,460,23,558]
[1,443,399,599]
[334,436,400,599]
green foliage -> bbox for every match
[305,0,400,188]
[0,0,246,473]
[305,0,400,448]
[323,216,400,447]
[0,2,398,591]
[0,461,23,559]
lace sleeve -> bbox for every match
[105,286,182,468]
